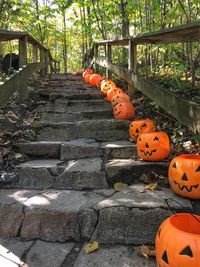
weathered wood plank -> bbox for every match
[95,22,200,46]
[106,44,112,79]
[95,57,200,134]
[0,63,41,107]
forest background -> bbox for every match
[0,0,200,91]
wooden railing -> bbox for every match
[89,22,200,134]
[0,29,60,107]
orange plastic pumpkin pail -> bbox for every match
[156,213,200,267]
[168,154,200,199]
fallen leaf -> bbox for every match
[145,183,158,191]
[15,153,23,160]
[84,241,99,254]
[114,182,128,191]
[138,245,156,258]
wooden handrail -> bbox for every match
[89,22,200,134]
[0,29,60,106]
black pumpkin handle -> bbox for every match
[165,198,200,224]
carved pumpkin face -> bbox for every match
[111,93,131,107]
[84,74,92,83]
[156,213,200,267]
[96,76,108,87]
[83,68,93,78]
[129,119,155,142]
[137,131,170,161]
[114,102,135,120]
[106,87,124,101]
[101,80,116,94]
[168,154,200,199]
[89,74,101,86]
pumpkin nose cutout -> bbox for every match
[145,143,149,148]
[181,173,188,181]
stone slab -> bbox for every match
[61,139,101,160]
[74,245,156,267]
[0,189,114,242]
[36,103,66,113]
[15,158,108,190]
[14,141,62,158]
[105,159,168,185]
[0,190,38,237]
[25,240,74,267]
[20,189,114,242]
[0,237,33,266]
[94,184,192,211]
[17,159,62,168]
[55,158,108,190]
[100,140,136,159]
[92,184,192,245]
[41,113,86,123]
[36,119,129,141]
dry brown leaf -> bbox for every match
[84,241,99,254]
[138,245,156,258]
[114,182,128,191]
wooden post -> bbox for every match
[44,50,48,75]
[106,43,112,79]
[58,62,60,73]
[54,61,57,74]
[18,36,28,100]
[94,44,99,72]
[128,39,137,98]
[40,49,45,75]
[33,45,38,63]
[19,36,27,67]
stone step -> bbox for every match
[0,185,191,245]
[105,158,169,185]
[0,237,75,267]
[0,237,156,267]
[14,141,62,159]
[0,188,114,242]
[92,184,192,245]
[14,158,108,190]
[36,100,111,113]
[73,244,157,267]
[38,89,104,100]
[34,119,130,142]
[40,110,113,123]
[14,140,136,160]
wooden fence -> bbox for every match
[0,30,59,107]
[89,22,200,134]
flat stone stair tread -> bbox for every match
[74,244,156,267]
[0,237,156,267]
[14,141,62,158]
[14,158,108,189]
[40,110,113,123]
[16,159,63,168]
[100,140,136,159]
[35,119,130,141]
[105,158,168,185]
[0,237,75,267]
[14,140,135,160]
[0,188,114,242]
[92,184,192,245]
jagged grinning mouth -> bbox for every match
[173,180,199,192]
[140,149,157,156]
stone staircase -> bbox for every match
[0,74,192,266]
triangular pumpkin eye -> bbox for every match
[196,166,200,172]
[136,128,139,133]
[154,136,159,141]
[180,246,193,258]
[138,137,141,141]
[162,251,169,264]
[142,123,147,127]
[173,162,177,169]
